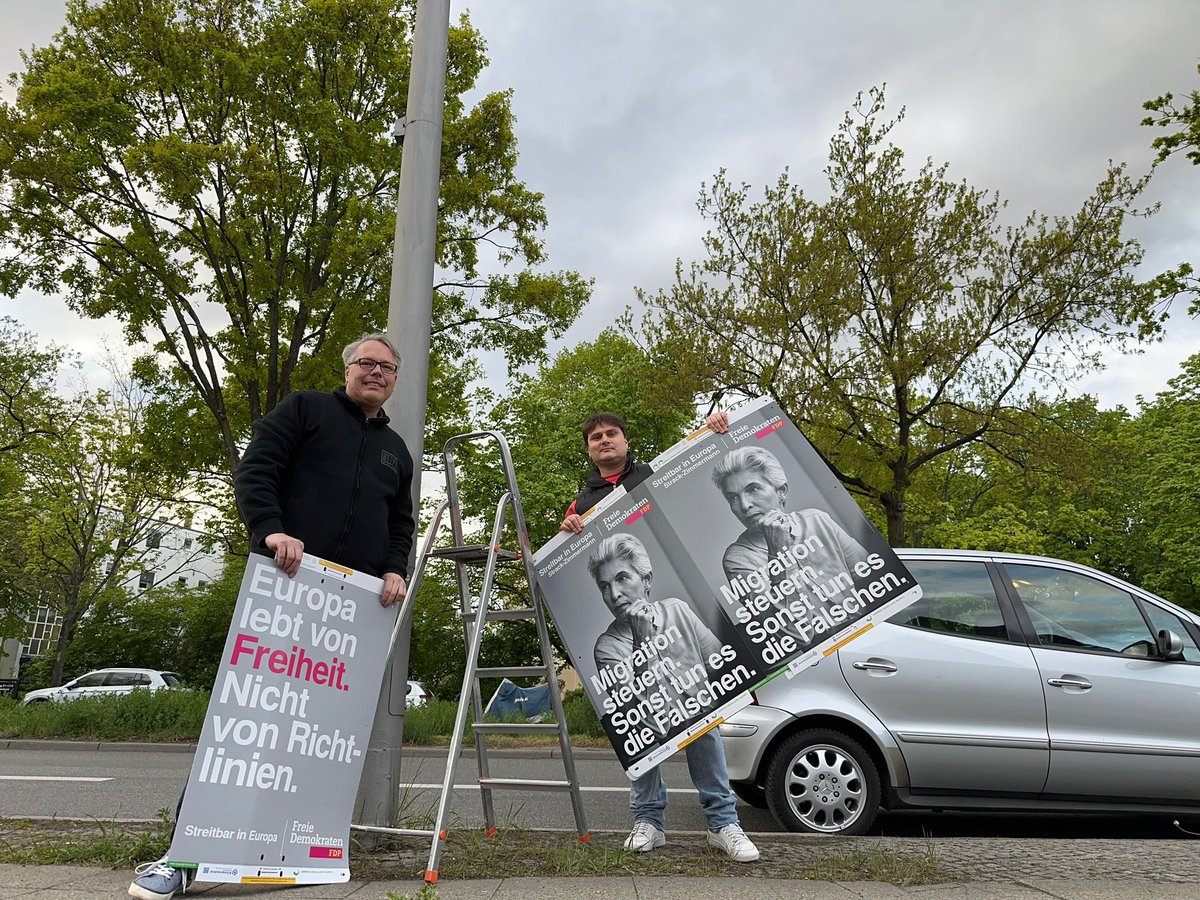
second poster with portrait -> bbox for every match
[532,398,921,778]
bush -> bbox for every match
[402,699,460,744]
[0,689,207,742]
[561,689,603,739]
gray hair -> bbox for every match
[712,446,788,494]
[342,332,401,367]
[587,533,653,584]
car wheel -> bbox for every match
[730,779,768,809]
[764,728,881,835]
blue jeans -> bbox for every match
[630,729,738,831]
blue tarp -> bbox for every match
[485,678,553,721]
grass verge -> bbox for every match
[0,817,957,887]
[0,695,607,746]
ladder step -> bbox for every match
[351,824,439,838]
[479,777,573,792]
[476,666,548,679]
[473,722,559,735]
[463,607,536,622]
[429,544,521,564]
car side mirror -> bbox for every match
[1156,629,1185,661]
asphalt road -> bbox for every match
[0,743,1190,840]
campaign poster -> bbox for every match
[533,490,760,780]
[533,398,921,779]
[647,397,921,677]
[167,553,397,886]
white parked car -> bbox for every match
[21,668,184,704]
[406,679,432,707]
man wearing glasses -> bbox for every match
[233,332,416,606]
[131,334,416,900]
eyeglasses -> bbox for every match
[351,358,398,376]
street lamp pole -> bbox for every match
[355,0,450,830]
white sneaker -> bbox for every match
[707,823,759,862]
[623,821,666,852]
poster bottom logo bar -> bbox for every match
[624,692,753,780]
[191,862,350,885]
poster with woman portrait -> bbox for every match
[532,398,921,777]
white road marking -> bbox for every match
[401,783,694,794]
[0,775,113,782]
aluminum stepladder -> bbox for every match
[352,430,589,884]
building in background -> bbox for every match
[17,516,226,665]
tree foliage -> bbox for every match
[633,87,1195,544]
[488,330,700,547]
[1144,62,1200,167]
[1142,62,1200,315]
[1125,356,1200,609]
[0,317,65,454]
[0,0,587,489]
[3,387,197,685]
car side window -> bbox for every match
[106,672,135,687]
[131,673,152,686]
[1141,603,1200,662]
[889,560,1008,640]
[73,673,109,688]
[1005,563,1155,655]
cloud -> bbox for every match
[1,0,1197,407]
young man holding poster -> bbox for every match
[129,333,415,900]
[562,412,759,863]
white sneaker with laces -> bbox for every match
[707,823,760,862]
[128,855,191,900]
[623,820,666,852]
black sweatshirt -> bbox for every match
[572,453,653,517]
[234,388,415,578]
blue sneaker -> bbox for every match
[128,856,191,900]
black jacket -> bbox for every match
[234,388,415,578]
[573,453,653,517]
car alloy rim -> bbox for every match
[783,742,864,833]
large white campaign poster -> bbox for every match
[533,398,921,779]
[167,553,397,886]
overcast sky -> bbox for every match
[2,1,1198,410]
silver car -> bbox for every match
[21,668,184,704]
[721,549,1200,834]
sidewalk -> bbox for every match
[3,865,1199,899]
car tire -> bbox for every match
[730,779,768,809]
[764,728,881,835]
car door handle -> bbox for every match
[852,659,898,673]
[1046,676,1092,690]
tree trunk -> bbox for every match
[882,490,907,547]
[50,621,72,687]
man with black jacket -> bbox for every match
[559,412,652,533]
[129,333,415,900]
[233,332,416,605]
[559,410,758,863]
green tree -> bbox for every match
[489,330,699,547]
[1144,61,1200,167]
[0,320,70,645]
[633,87,1195,545]
[1142,61,1200,315]
[0,318,64,454]
[6,388,196,685]
[0,0,587,487]
[1124,355,1200,609]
